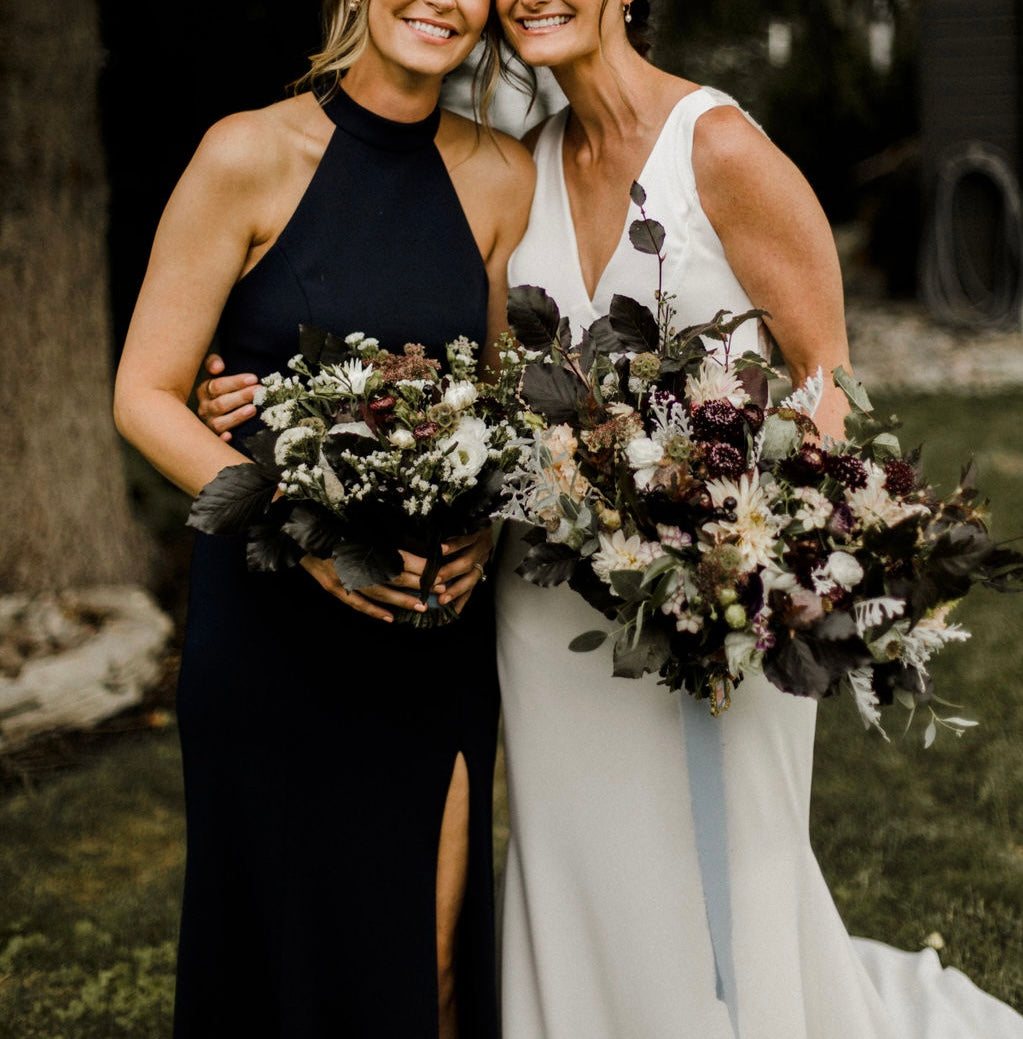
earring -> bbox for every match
[623,3,632,22]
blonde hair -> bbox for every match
[294,0,507,131]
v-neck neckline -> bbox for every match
[555,88,705,308]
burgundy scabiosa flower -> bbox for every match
[883,459,917,498]
[706,442,747,479]
[691,399,746,447]
[825,453,869,489]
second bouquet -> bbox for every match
[494,182,1023,741]
[187,324,528,626]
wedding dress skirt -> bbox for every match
[495,525,1023,1039]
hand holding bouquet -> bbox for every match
[188,324,529,626]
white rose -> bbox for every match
[625,437,663,470]
[388,428,415,449]
[438,416,490,481]
[827,551,864,591]
[443,380,478,410]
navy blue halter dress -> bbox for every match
[173,85,499,1038]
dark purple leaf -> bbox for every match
[609,294,659,353]
[628,217,665,256]
[629,181,647,206]
[246,517,304,573]
[187,463,277,536]
[245,429,283,474]
[332,541,404,591]
[321,429,381,471]
[507,285,565,353]
[282,503,347,558]
[587,315,624,356]
[520,363,588,424]
[764,614,872,699]
[515,542,578,586]
[297,323,347,367]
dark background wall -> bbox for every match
[98,1,322,348]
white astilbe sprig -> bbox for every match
[895,614,971,677]
[779,366,825,419]
[853,596,906,636]
[845,666,888,738]
[646,388,691,441]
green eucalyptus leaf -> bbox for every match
[569,629,609,652]
[834,365,873,414]
[612,625,670,678]
[870,432,903,462]
[758,412,802,462]
[610,569,645,600]
[641,553,677,586]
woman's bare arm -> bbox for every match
[692,105,852,441]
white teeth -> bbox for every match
[407,19,454,38]
[522,14,571,28]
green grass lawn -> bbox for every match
[810,390,1023,1008]
[2,390,1022,1036]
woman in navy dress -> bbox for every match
[112,0,534,1034]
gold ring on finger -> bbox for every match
[472,561,487,583]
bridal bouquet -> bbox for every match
[188,324,529,626]
[495,182,1023,740]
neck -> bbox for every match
[342,60,443,123]
[549,45,671,148]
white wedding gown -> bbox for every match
[495,88,1023,1039]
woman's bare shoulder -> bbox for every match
[440,109,535,196]
[189,93,324,192]
[691,102,776,174]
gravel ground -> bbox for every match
[843,296,1023,395]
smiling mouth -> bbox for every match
[519,14,572,30]
[405,18,455,39]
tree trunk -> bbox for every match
[0,0,152,594]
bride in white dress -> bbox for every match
[492,0,1023,1036]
